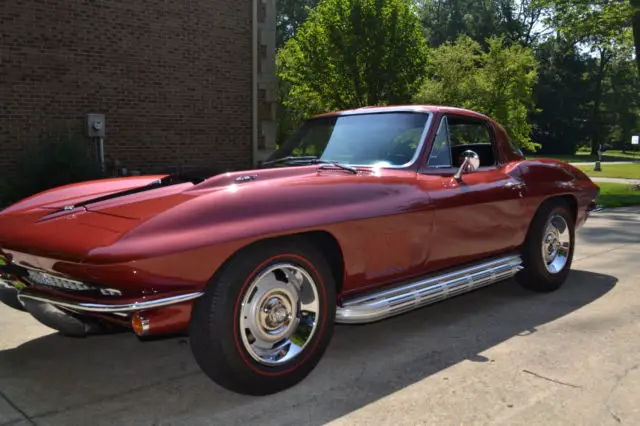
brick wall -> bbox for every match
[0,0,255,176]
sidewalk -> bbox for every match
[570,161,637,166]
[589,177,640,185]
[591,205,640,214]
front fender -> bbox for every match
[85,172,426,264]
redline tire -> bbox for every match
[189,238,336,395]
[516,200,575,292]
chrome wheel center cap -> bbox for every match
[545,233,560,258]
[260,296,293,332]
[263,298,290,329]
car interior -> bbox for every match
[451,143,495,167]
[446,116,497,168]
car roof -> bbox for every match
[312,105,492,122]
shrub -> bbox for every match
[8,135,103,204]
[0,178,17,209]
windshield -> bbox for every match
[269,112,430,167]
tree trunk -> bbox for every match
[590,51,609,156]
[632,0,640,74]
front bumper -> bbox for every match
[0,250,203,337]
[16,289,203,313]
[1,252,203,314]
[1,275,202,337]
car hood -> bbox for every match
[0,175,185,261]
[0,165,387,262]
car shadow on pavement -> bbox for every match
[0,269,616,425]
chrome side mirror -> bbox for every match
[453,150,480,181]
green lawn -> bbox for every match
[595,182,640,208]
[576,163,640,179]
[527,149,640,163]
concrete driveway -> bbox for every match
[1,207,639,426]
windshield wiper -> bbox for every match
[261,156,319,166]
[309,159,358,174]
[261,156,358,174]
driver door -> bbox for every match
[418,114,528,272]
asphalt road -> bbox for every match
[1,207,639,426]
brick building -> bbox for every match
[0,0,277,176]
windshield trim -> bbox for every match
[268,111,434,170]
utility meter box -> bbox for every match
[87,113,105,138]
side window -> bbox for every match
[508,138,523,156]
[427,117,452,167]
[448,121,492,146]
[447,116,496,167]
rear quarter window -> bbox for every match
[508,138,523,157]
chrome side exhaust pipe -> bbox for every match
[20,300,124,337]
[336,254,523,324]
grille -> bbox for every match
[26,270,122,296]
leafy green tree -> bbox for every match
[530,38,592,154]
[414,35,540,151]
[274,0,637,155]
[545,0,636,153]
[277,0,428,121]
[276,0,321,146]
[633,0,640,72]
[277,0,319,48]
[543,0,638,71]
[418,0,549,47]
[600,51,640,150]
[419,0,501,46]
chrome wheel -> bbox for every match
[541,213,571,274]
[239,263,320,366]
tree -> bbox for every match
[417,0,550,47]
[277,0,428,121]
[546,0,636,154]
[631,0,640,73]
[530,38,592,154]
[277,0,319,48]
[414,35,540,151]
[510,0,553,46]
[419,0,501,47]
[548,0,639,72]
[601,45,640,150]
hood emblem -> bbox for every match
[235,175,258,183]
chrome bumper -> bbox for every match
[17,291,204,313]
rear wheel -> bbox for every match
[516,200,575,292]
[189,239,336,395]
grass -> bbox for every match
[576,163,640,179]
[595,182,640,208]
[527,149,640,163]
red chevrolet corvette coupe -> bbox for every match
[0,105,599,395]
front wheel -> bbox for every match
[189,239,336,395]
[516,200,575,292]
